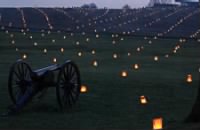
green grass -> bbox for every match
[0,31,200,129]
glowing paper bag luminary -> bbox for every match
[140,95,147,104]
[153,118,163,130]
[154,56,159,61]
[186,74,192,83]
[121,71,128,78]
[80,85,88,93]
[92,60,98,67]
[134,64,139,70]
[53,58,57,63]
[22,54,27,59]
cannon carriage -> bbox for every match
[7,59,81,114]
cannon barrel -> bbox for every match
[34,64,60,76]
[31,64,61,86]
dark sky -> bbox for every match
[0,0,150,8]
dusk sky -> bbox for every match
[0,0,150,8]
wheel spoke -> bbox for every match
[69,65,73,77]
[17,64,23,77]
[13,71,21,80]
[70,68,76,78]
[21,63,25,78]
[63,68,67,80]
[67,94,72,106]
[60,77,65,83]
[60,82,65,86]
[62,95,66,106]
[57,62,80,109]
[24,66,29,79]
[70,74,78,83]
[69,90,76,103]
[16,90,23,101]
[9,61,33,104]
[70,85,78,95]
[67,64,71,74]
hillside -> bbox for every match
[0,6,199,38]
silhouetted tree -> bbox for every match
[90,3,98,9]
[81,3,98,9]
[81,4,90,8]
[122,4,131,10]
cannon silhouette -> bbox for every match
[7,59,81,114]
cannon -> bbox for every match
[7,59,81,114]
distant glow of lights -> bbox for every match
[86,38,90,42]
[60,48,64,53]
[53,58,57,63]
[112,40,116,44]
[133,64,139,70]
[82,32,85,35]
[11,40,15,44]
[78,52,82,57]
[96,34,99,38]
[10,34,14,38]
[22,54,27,59]
[43,48,47,54]
[76,41,80,45]
[173,50,177,53]
[52,39,56,43]
[35,8,53,30]
[113,53,118,59]
[41,33,45,37]
[137,47,141,52]
[92,60,98,67]
[91,50,96,55]
[34,42,38,46]
[165,54,169,58]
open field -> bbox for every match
[0,30,200,129]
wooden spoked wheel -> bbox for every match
[56,61,81,109]
[8,60,32,104]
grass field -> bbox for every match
[0,31,200,129]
